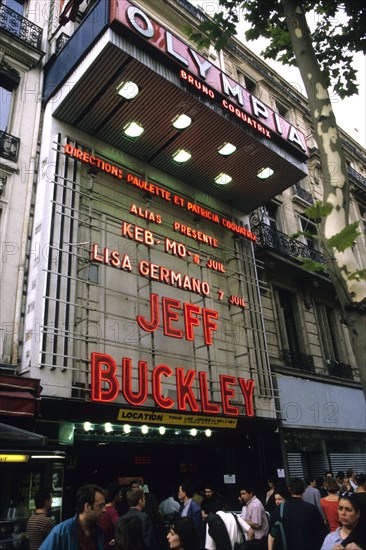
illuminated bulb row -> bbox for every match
[116,80,275,183]
[83,422,211,437]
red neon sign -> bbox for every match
[91,352,255,417]
[136,293,218,346]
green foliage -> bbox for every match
[305,201,333,220]
[327,222,361,253]
[348,269,366,282]
[292,202,362,279]
[304,202,361,254]
[187,0,366,98]
[298,258,327,273]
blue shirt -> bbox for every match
[320,527,343,550]
[39,514,105,550]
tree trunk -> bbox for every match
[281,0,366,396]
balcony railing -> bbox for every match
[251,223,326,264]
[0,130,20,162]
[0,4,43,50]
[282,349,315,372]
[293,183,314,204]
[348,166,366,196]
[327,360,354,380]
[56,32,69,55]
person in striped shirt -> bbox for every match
[27,489,56,549]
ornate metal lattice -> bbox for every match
[0,130,20,162]
[327,360,354,380]
[0,4,43,50]
[251,223,326,264]
[282,349,315,372]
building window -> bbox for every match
[264,202,280,230]
[274,288,315,371]
[299,215,318,251]
[359,205,366,236]
[1,0,25,36]
[276,289,301,357]
[0,64,20,133]
[315,303,352,378]
[0,87,14,133]
[275,99,289,118]
[2,0,25,14]
[315,304,340,362]
[237,70,256,93]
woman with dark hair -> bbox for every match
[265,477,278,516]
[144,492,167,549]
[115,515,147,550]
[320,493,363,550]
[267,482,291,545]
[167,517,200,550]
[273,483,291,507]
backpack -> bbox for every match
[271,502,287,550]
[207,514,232,550]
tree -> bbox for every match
[187,0,366,395]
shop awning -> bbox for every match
[0,422,46,446]
[0,374,42,417]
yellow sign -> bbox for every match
[117,408,237,428]
[0,454,29,463]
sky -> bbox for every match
[187,1,366,149]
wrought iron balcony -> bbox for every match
[327,360,354,380]
[0,130,20,162]
[348,166,366,197]
[56,32,70,55]
[282,349,315,372]
[293,183,314,204]
[251,223,326,264]
[0,3,43,50]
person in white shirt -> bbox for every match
[205,510,254,550]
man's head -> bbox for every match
[288,477,305,497]
[356,473,366,490]
[324,477,339,495]
[106,481,121,505]
[178,481,194,503]
[306,476,316,487]
[346,468,356,480]
[34,489,52,510]
[204,484,215,500]
[129,480,141,490]
[126,488,145,510]
[239,484,255,503]
[76,484,106,524]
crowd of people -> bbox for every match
[26,469,365,550]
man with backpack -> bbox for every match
[268,478,328,550]
[205,510,254,550]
